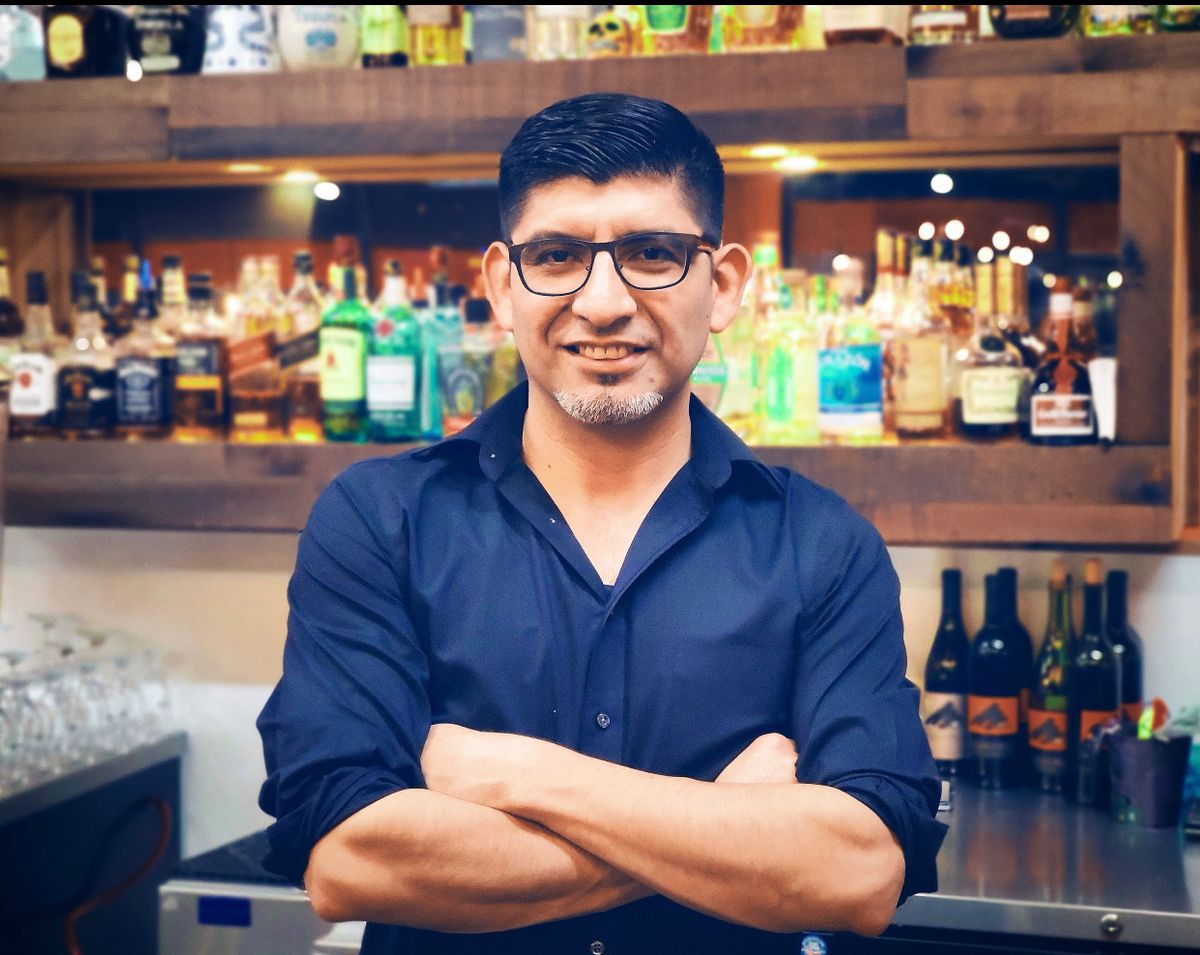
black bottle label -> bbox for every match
[116,356,173,425]
[177,341,220,377]
[278,329,320,369]
[58,365,115,431]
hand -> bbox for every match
[420,723,540,809]
[715,733,799,786]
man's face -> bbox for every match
[483,174,748,427]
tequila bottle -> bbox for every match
[320,267,371,442]
[892,238,951,438]
[10,271,67,438]
[281,251,324,442]
[173,274,229,441]
[367,260,422,442]
[58,270,116,439]
[115,259,175,439]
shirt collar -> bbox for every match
[414,380,786,498]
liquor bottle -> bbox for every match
[759,273,819,445]
[1083,5,1156,34]
[1157,5,1200,30]
[909,5,979,44]
[1067,559,1118,804]
[107,255,139,341]
[43,5,129,78]
[173,274,229,442]
[57,270,116,439]
[1105,570,1144,724]
[995,256,1044,370]
[1071,277,1098,362]
[280,252,324,442]
[320,266,371,442]
[130,4,207,75]
[525,5,591,59]
[159,253,189,338]
[996,566,1034,784]
[416,283,464,440]
[0,4,47,81]
[721,4,805,51]
[366,261,422,442]
[202,5,281,74]
[586,7,635,57]
[115,259,175,440]
[10,271,66,438]
[0,248,24,368]
[408,5,466,65]
[868,228,898,357]
[958,261,1024,439]
[228,256,285,443]
[923,569,969,778]
[88,256,115,343]
[822,5,909,44]
[437,298,494,436]
[361,4,410,66]
[690,333,728,413]
[468,4,526,61]
[278,5,360,71]
[987,5,1081,38]
[720,239,778,441]
[818,280,884,445]
[633,4,715,55]
[968,574,1023,788]
[1029,560,1072,793]
[1026,278,1097,445]
[892,237,950,438]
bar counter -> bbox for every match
[893,784,1200,949]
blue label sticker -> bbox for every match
[197,895,252,927]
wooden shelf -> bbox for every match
[2,438,1177,546]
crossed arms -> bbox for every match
[303,726,905,937]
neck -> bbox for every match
[521,383,692,502]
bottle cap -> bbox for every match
[1049,559,1068,587]
[162,254,182,270]
[1084,558,1103,586]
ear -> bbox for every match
[707,242,753,334]
[482,241,516,332]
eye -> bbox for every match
[527,242,586,268]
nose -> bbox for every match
[571,251,637,329]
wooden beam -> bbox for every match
[0,184,77,328]
[1116,134,1189,537]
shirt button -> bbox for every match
[590,942,605,955]
[595,712,611,730]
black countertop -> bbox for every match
[893,784,1200,948]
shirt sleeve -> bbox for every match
[789,488,947,905]
[256,467,431,886]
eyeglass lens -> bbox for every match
[518,233,693,294]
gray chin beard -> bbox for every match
[552,388,665,425]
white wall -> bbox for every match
[4,525,1198,858]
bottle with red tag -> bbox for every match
[968,574,1024,788]
[1067,558,1118,804]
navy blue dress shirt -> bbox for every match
[258,382,946,955]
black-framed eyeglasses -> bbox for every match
[507,231,717,297]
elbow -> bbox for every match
[305,852,353,923]
[843,839,904,937]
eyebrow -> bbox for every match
[519,229,691,243]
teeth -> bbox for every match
[577,344,633,360]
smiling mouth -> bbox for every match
[565,343,647,361]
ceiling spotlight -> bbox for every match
[991,230,1011,251]
[944,219,965,241]
[832,253,851,272]
[1027,224,1051,244]
[977,247,995,264]
[1009,246,1034,266]
[1107,270,1124,289]
[1042,273,1057,289]
[930,173,954,194]
[313,181,341,201]
[918,221,936,241]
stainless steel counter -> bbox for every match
[893,784,1200,948]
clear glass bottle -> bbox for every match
[0,4,47,81]
[202,4,280,74]
[437,297,493,436]
[281,251,324,442]
[9,271,67,438]
[367,260,422,442]
[320,266,371,442]
[892,238,950,438]
[361,4,410,67]
[908,4,979,44]
[822,4,909,44]
[818,278,884,445]
[57,270,116,439]
[759,272,819,446]
[721,4,806,51]
[115,259,175,440]
[408,4,466,65]
[228,256,285,443]
[173,274,229,442]
[469,4,526,61]
[958,260,1024,439]
[720,240,777,441]
[277,5,360,71]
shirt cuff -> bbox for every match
[263,767,411,887]
[834,773,948,905]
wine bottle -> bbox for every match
[922,569,969,778]
[1029,560,1072,793]
[1067,559,1118,804]
[996,567,1034,784]
[1105,569,1144,724]
[968,574,1023,788]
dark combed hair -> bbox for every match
[498,93,724,245]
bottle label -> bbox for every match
[921,691,965,760]
[438,345,489,431]
[819,344,883,414]
[278,330,320,369]
[823,5,908,34]
[408,5,453,26]
[690,334,727,412]
[177,340,221,377]
[911,9,970,31]
[893,335,947,416]
[961,367,1022,424]
[1004,6,1054,22]
[116,357,172,425]
[47,14,84,68]
[320,327,366,402]
[228,332,275,375]
[1078,708,1117,743]
[1031,394,1094,436]
[58,365,115,431]
[366,354,417,412]
[967,694,1020,737]
[764,345,796,423]
[1027,708,1068,752]
[9,353,57,416]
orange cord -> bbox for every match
[63,796,173,955]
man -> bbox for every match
[258,92,945,955]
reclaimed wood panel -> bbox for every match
[0,185,76,326]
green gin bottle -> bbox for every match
[367,261,422,441]
[319,266,370,442]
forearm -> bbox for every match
[499,747,904,935]
[305,787,652,931]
